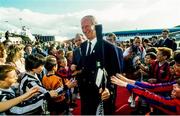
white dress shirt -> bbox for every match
[86,38,97,55]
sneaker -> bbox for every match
[130,100,136,108]
[128,96,133,103]
[75,93,81,99]
[69,108,74,112]
[76,94,80,99]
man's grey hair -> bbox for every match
[81,15,98,25]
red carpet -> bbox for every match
[72,98,81,115]
[72,86,135,115]
[114,86,135,115]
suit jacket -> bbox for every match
[158,38,173,50]
[115,46,124,73]
[173,42,177,51]
[72,47,81,66]
[78,39,120,114]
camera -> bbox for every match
[131,45,138,54]
[132,56,141,70]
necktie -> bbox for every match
[87,41,92,56]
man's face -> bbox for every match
[106,36,115,44]
[81,18,96,40]
[162,32,169,39]
[171,84,180,98]
[134,38,141,47]
[75,36,83,47]
[25,46,32,54]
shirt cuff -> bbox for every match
[126,84,135,91]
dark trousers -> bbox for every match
[78,71,115,115]
[80,96,114,115]
[80,86,114,115]
[81,98,99,115]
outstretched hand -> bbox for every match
[115,73,135,85]
[111,76,128,87]
[22,86,40,101]
[116,73,128,82]
[49,90,58,98]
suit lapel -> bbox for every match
[92,40,102,62]
[81,41,88,57]
[92,40,100,55]
[81,40,101,59]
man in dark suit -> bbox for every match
[106,32,124,111]
[158,29,176,51]
[72,33,85,66]
[71,33,85,101]
[77,15,120,115]
[106,33,124,73]
[172,38,177,51]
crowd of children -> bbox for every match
[0,28,179,114]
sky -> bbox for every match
[0,0,180,40]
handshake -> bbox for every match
[71,64,82,76]
[48,79,78,98]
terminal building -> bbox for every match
[105,27,180,41]
[33,34,55,42]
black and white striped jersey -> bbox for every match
[0,87,44,114]
[19,72,51,99]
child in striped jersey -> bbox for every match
[0,65,40,114]
[19,53,58,114]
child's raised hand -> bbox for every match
[116,73,128,82]
[22,86,40,100]
[111,76,127,87]
[49,90,58,98]
[66,79,77,88]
